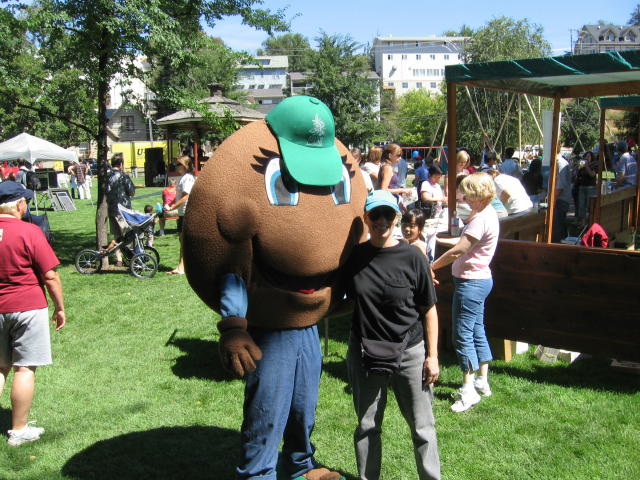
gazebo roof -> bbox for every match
[156,89,265,128]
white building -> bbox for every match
[107,56,154,110]
[573,24,640,55]
[236,55,288,92]
[373,36,467,97]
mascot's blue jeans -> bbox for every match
[236,325,322,480]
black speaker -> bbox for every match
[145,148,165,187]
[35,168,58,190]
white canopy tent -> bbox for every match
[0,132,79,164]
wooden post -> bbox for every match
[545,95,562,243]
[447,83,457,231]
[595,108,606,225]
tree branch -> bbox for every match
[12,100,97,139]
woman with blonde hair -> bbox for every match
[362,146,383,185]
[432,172,499,413]
[377,143,413,197]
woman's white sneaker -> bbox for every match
[451,387,481,413]
[7,421,44,446]
[473,378,492,397]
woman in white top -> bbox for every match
[167,155,196,274]
[362,146,382,186]
[487,169,532,215]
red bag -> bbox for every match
[580,223,609,248]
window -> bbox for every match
[257,85,265,89]
[444,54,449,60]
[430,54,435,60]
[627,32,637,42]
[259,99,274,105]
[401,54,407,60]
[387,82,395,86]
[248,85,256,89]
[416,54,421,60]
[121,115,134,131]
[607,32,615,41]
[258,59,271,65]
[416,82,422,88]
[387,54,393,60]
[269,84,282,89]
[430,82,437,89]
[402,82,408,88]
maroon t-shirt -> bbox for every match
[0,216,60,313]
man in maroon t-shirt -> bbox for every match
[0,181,66,446]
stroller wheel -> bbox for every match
[75,249,103,274]
[130,252,157,278]
[144,246,161,265]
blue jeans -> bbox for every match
[577,186,596,221]
[452,277,493,373]
[237,326,322,480]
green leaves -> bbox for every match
[307,32,383,148]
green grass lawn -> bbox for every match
[1,183,639,479]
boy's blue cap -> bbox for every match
[0,181,34,204]
[365,190,400,212]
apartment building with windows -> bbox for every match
[372,36,467,97]
[573,24,640,54]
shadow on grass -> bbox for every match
[169,337,237,382]
[491,355,640,393]
[61,426,239,480]
[0,406,11,432]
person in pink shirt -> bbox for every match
[431,172,499,413]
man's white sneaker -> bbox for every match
[451,387,481,413]
[473,378,492,397]
[7,421,44,446]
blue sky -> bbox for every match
[207,0,637,55]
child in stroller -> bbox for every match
[74,204,160,278]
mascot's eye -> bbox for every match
[330,165,351,205]
[264,157,299,206]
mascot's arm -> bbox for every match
[218,273,262,377]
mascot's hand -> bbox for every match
[218,316,263,377]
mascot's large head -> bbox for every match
[183,96,367,328]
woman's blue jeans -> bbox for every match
[452,277,493,373]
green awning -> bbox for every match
[446,50,640,98]
[599,95,640,110]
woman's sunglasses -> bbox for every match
[368,207,397,221]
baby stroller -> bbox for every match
[74,205,160,278]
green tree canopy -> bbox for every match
[393,89,445,146]
[455,17,553,156]
[307,32,383,148]
[258,32,312,72]
[629,4,640,25]
[11,0,286,249]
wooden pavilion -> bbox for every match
[156,85,265,172]
[438,50,640,362]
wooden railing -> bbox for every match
[435,239,640,362]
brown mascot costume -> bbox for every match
[183,96,366,480]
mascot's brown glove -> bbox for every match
[217,316,263,377]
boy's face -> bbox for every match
[430,173,442,184]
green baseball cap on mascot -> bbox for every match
[266,95,342,186]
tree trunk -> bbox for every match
[95,51,110,264]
